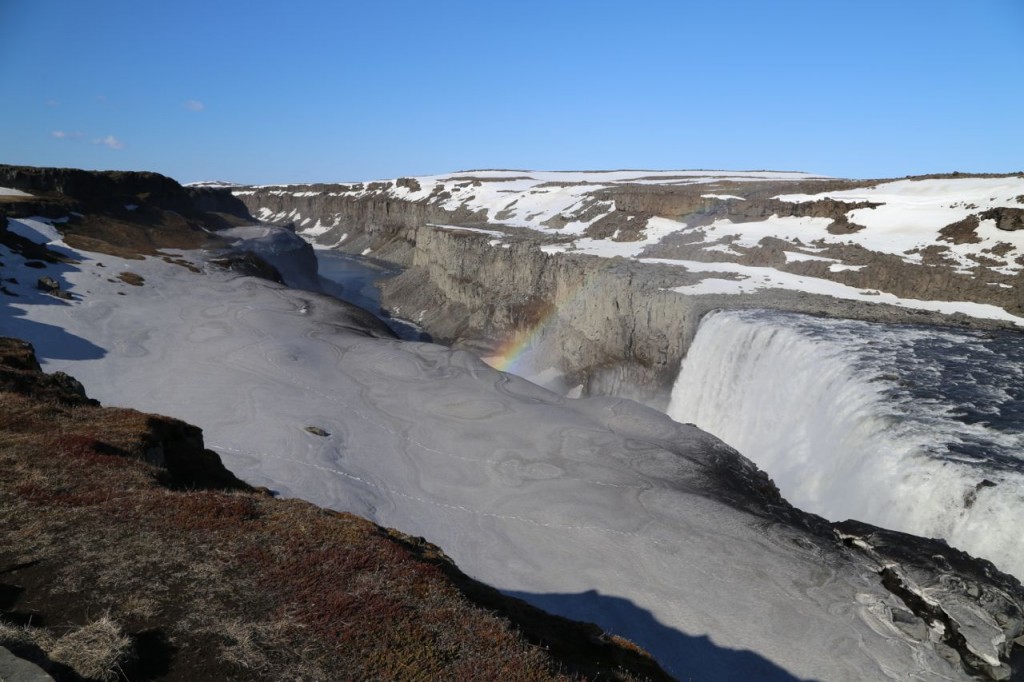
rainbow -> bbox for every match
[482,283,589,375]
[484,324,547,374]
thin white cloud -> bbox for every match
[51,130,84,140]
[184,99,205,112]
[93,135,124,150]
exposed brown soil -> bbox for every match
[116,272,145,286]
[939,215,982,244]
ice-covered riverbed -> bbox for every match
[314,249,427,341]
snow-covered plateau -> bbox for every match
[4,167,1024,680]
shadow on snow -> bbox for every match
[507,588,818,682]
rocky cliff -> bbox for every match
[0,164,254,258]
[236,171,1024,404]
[0,164,252,225]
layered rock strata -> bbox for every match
[236,171,1024,403]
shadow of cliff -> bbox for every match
[506,589,818,682]
[0,239,107,361]
[0,315,106,362]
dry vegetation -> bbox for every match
[0,337,669,681]
[116,272,145,286]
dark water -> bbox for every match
[795,313,1024,473]
[314,250,429,342]
[887,325,1024,471]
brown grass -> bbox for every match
[117,271,145,286]
[60,213,223,259]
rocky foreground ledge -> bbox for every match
[0,337,670,681]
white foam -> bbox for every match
[668,309,1024,578]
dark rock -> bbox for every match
[939,215,982,244]
[209,251,284,284]
[980,207,1024,232]
[395,177,422,192]
[836,520,1024,680]
[0,164,255,249]
[304,426,330,437]
[35,276,59,292]
[143,416,251,491]
[49,372,88,398]
[117,272,145,286]
[0,338,97,405]
[0,338,43,371]
[827,214,867,235]
[185,186,253,225]
[35,276,71,299]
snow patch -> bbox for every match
[644,258,1024,326]
[6,217,64,245]
[0,186,35,197]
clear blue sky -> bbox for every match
[1,0,1021,184]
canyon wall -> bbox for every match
[236,176,1021,405]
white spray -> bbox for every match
[668,309,1024,579]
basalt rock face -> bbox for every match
[236,183,484,263]
[589,181,877,224]
[236,172,1024,403]
[655,238,1023,316]
[379,226,1008,404]
[236,185,703,401]
[0,164,252,228]
[0,165,259,258]
[381,227,702,402]
[982,206,1024,232]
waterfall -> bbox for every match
[667,309,1024,579]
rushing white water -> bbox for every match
[668,309,1024,579]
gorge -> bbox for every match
[3,165,1024,680]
